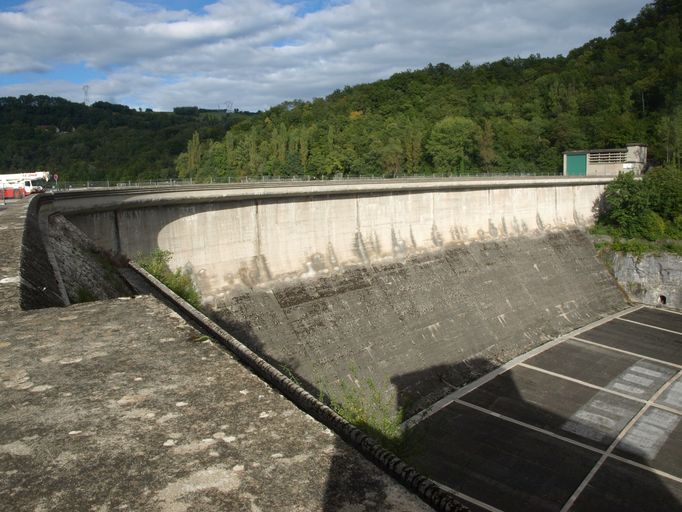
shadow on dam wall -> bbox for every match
[207,229,626,418]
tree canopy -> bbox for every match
[173,0,682,180]
[0,96,254,181]
[2,0,682,181]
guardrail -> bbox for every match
[51,171,567,191]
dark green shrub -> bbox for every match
[643,166,682,222]
[637,210,667,241]
[600,172,647,237]
[668,215,682,238]
[611,238,651,256]
[596,168,682,245]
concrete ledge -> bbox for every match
[48,176,615,213]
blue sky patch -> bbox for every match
[0,62,106,85]
[276,0,342,17]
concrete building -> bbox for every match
[563,143,647,176]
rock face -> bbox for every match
[211,230,627,416]
[610,252,682,309]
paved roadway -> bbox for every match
[408,306,682,511]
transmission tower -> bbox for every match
[82,85,90,105]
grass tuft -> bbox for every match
[137,249,202,308]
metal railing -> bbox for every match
[52,171,571,191]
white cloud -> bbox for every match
[0,0,646,111]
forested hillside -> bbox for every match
[1,0,681,181]
[177,0,682,180]
[0,97,253,181]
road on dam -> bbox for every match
[406,306,682,512]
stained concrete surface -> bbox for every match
[61,177,610,297]
[1,199,433,512]
[0,200,26,313]
[213,230,625,417]
[406,307,682,511]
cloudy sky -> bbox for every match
[0,0,646,112]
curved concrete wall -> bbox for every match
[49,178,625,414]
[64,178,609,302]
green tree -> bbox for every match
[183,131,202,180]
[403,119,424,174]
[644,165,682,221]
[478,119,497,172]
[426,116,481,175]
[601,172,648,237]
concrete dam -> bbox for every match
[14,178,682,511]
[27,177,626,416]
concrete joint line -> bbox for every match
[559,368,682,512]
[431,482,505,512]
[454,398,605,455]
[608,453,682,484]
[518,363,682,415]
[653,307,682,317]
[402,306,644,431]
[572,337,682,369]
[453,395,682,489]
[617,317,682,336]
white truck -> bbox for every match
[0,171,51,195]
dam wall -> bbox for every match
[63,178,608,302]
[215,231,626,414]
[46,178,626,413]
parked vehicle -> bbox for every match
[0,172,50,195]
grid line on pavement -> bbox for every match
[618,317,682,336]
[558,368,682,512]
[518,362,682,415]
[572,337,682,369]
[401,306,645,430]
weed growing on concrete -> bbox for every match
[138,249,202,308]
[281,365,420,457]
[322,376,417,457]
[333,379,403,449]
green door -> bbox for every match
[566,153,587,176]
